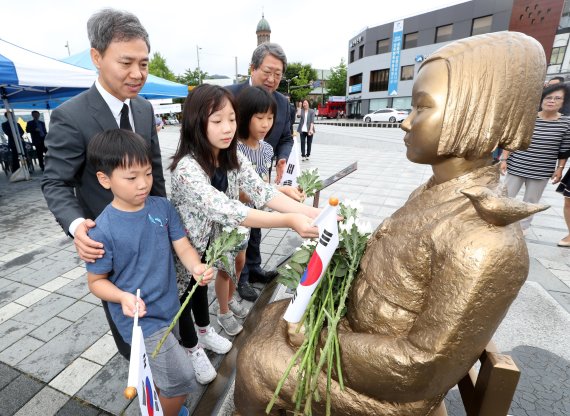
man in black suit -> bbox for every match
[26,111,47,171]
[226,43,294,301]
[2,111,25,172]
[41,9,165,359]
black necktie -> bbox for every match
[120,103,133,131]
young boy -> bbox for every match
[85,129,214,416]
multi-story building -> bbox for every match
[346,0,565,118]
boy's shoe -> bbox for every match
[237,282,258,302]
[217,312,243,336]
[178,406,189,416]
[188,348,216,385]
[228,298,250,319]
[197,326,232,354]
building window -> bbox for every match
[376,38,390,54]
[403,32,418,49]
[392,96,412,111]
[369,98,390,111]
[349,73,363,94]
[350,50,355,63]
[471,15,493,36]
[359,45,364,59]
[435,24,453,43]
[370,69,389,92]
[551,46,566,65]
[561,0,570,29]
[400,65,415,81]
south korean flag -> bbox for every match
[125,289,163,416]
[279,135,301,187]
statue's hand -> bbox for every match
[287,322,306,347]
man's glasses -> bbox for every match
[259,68,283,80]
[544,96,564,102]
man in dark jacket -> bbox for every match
[26,111,47,171]
[226,43,293,301]
[41,8,165,359]
[2,111,25,172]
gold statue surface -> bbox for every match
[235,32,547,415]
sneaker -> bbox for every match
[217,311,243,336]
[178,406,189,416]
[228,298,250,319]
[188,348,217,385]
[238,282,258,302]
[197,326,232,354]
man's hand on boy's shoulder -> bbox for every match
[120,291,147,318]
[75,219,105,263]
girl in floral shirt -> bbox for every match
[169,85,319,346]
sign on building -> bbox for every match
[388,20,404,96]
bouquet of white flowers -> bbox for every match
[269,199,372,415]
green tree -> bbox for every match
[148,52,176,81]
[281,62,318,103]
[176,67,209,86]
[327,59,347,97]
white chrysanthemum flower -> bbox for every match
[222,226,234,233]
[344,217,356,232]
[302,239,317,247]
[285,264,292,270]
[295,247,302,251]
[355,219,373,235]
[343,199,363,213]
[237,226,249,235]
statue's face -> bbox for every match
[401,60,448,165]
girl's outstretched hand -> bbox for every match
[279,185,305,202]
[290,213,319,238]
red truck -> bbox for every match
[317,96,346,119]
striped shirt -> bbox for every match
[237,141,274,182]
[507,116,570,179]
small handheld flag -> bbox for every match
[279,135,301,187]
[124,289,163,416]
[283,198,339,323]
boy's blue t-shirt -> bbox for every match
[86,196,187,344]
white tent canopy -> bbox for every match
[0,38,97,110]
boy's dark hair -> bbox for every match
[170,84,240,177]
[236,86,277,140]
[87,129,152,176]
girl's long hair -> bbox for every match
[169,84,240,177]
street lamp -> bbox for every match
[286,75,298,95]
[196,45,202,85]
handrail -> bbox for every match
[313,162,358,207]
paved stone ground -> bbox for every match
[0,124,569,415]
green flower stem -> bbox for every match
[309,257,360,395]
[151,272,205,358]
[265,343,307,414]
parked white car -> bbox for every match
[363,108,408,123]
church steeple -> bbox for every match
[256,12,271,45]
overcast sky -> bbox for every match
[2,0,469,78]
